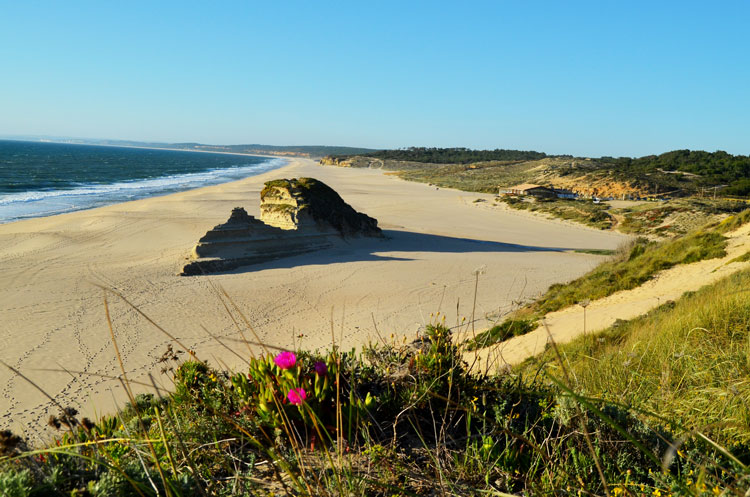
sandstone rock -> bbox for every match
[259,178,381,236]
[181,178,381,275]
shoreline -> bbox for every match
[0,158,625,437]
[0,141,290,226]
[0,158,294,230]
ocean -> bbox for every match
[0,140,285,223]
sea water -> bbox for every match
[0,140,285,223]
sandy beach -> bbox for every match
[0,158,625,441]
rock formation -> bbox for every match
[259,178,381,236]
[182,178,381,275]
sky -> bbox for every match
[1,1,748,157]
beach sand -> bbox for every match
[0,158,625,441]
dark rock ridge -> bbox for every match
[181,178,382,275]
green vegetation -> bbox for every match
[498,196,614,230]
[2,314,748,496]
[533,230,727,316]
[573,248,616,255]
[517,267,750,448]
[614,198,749,237]
[468,213,748,350]
[322,148,750,233]
[730,250,750,263]
[329,146,548,164]
[395,160,544,194]
[466,318,536,350]
[714,207,750,234]
[324,156,549,194]
[494,196,748,237]
[617,203,692,236]
[599,149,750,196]
[322,149,750,236]
[330,147,750,197]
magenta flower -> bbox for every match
[287,387,307,405]
[274,351,297,370]
[314,361,327,376]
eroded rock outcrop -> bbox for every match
[259,178,381,236]
[181,178,381,275]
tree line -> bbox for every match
[332,147,549,164]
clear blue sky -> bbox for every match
[1,1,748,157]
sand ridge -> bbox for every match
[468,219,750,373]
[0,158,624,440]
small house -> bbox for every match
[500,183,557,199]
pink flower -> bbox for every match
[287,387,307,405]
[314,361,327,376]
[274,351,297,370]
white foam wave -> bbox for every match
[0,158,286,223]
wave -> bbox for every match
[0,158,286,223]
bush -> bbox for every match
[0,469,33,497]
[1,316,748,495]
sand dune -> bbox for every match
[468,219,750,373]
[0,158,624,441]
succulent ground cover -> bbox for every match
[1,312,748,495]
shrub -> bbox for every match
[0,469,33,497]
[1,317,747,495]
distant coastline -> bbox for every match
[42,140,289,161]
[2,137,298,160]
[0,135,377,159]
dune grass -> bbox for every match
[534,229,727,316]
[714,208,750,234]
[517,267,750,449]
[465,318,536,351]
[730,250,750,264]
[613,198,749,236]
[393,159,546,194]
[573,248,616,256]
[497,196,615,230]
[467,221,734,351]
